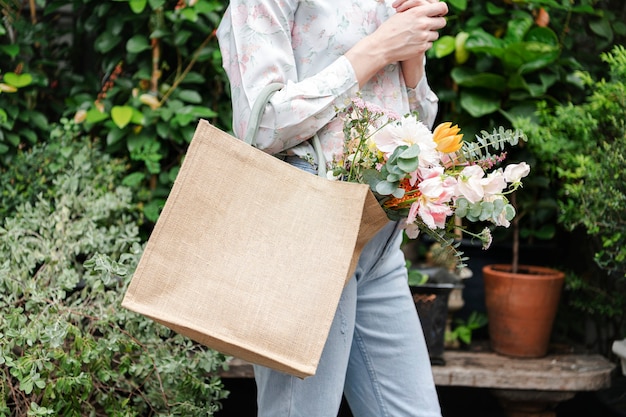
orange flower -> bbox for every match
[383,179,420,209]
[433,122,463,153]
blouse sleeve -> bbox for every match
[217,0,360,154]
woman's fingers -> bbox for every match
[393,0,442,13]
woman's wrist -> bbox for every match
[401,56,425,89]
[344,36,389,88]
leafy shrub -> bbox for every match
[515,45,626,346]
[0,123,228,416]
[1,0,230,223]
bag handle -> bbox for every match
[244,83,327,178]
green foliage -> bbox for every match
[430,0,626,132]
[514,45,626,337]
[428,0,626,250]
[446,311,488,346]
[0,124,228,416]
[0,0,230,223]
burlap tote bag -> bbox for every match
[122,84,389,378]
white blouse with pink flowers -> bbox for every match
[216,0,439,166]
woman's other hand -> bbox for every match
[345,0,448,87]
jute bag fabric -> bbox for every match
[122,84,389,378]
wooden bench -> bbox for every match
[220,351,615,417]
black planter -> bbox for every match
[410,283,457,365]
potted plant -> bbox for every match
[481,182,566,357]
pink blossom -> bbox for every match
[404,167,456,230]
[418,167,456,204]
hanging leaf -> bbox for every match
[129,0,148,14]
[126,35,151,53]
[111,106,134,129]
[3,73,33,88]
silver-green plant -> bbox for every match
[0,121,228,416]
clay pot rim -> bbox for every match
[483,264,565,280]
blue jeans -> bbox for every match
[254,158,442,417]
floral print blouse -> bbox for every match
[216,0,439,166]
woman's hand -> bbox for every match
[345,0,447,87]
[394,0,446,88]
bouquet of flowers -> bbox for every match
[329,97,530,264]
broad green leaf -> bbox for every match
[432,36,455,58]
[177,89,202,104]
[179,72,205,84]
[181,8,198,22]
[94,32,121,53]
[5,132,19,146]
[111,106,134,129]
[0,45,20,58]
[129,0,148,14]
[503,42,559,73]
[21,128,37,144]
[451,68,506,92]
[3,72,33,88]
[505,17,533,44]
[26,111,49,130]
[525,27,559,46]
[122,172,145,187]
[150,28,170,39]
[447,0,467,11]
[459,90,501,118]
[173,113,195,127]
[589,17,613,40]
[127,35,151,53]
[85,108,109,124]
[143,199,164,222]
[107,127,126,146]
[174,30,193,46]
[485,2,505,15]
[0,108,7,124]
[465,29,504,57]
[190,106,217,118]
[131,107,145,125]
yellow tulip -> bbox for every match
[433,122,463,153]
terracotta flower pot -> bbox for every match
[483,264,564,358]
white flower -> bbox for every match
[372,115,439,168]
[504,162,531,184]
[455,165,486,203]
[481,169,507,198]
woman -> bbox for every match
[217,1,448,416]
